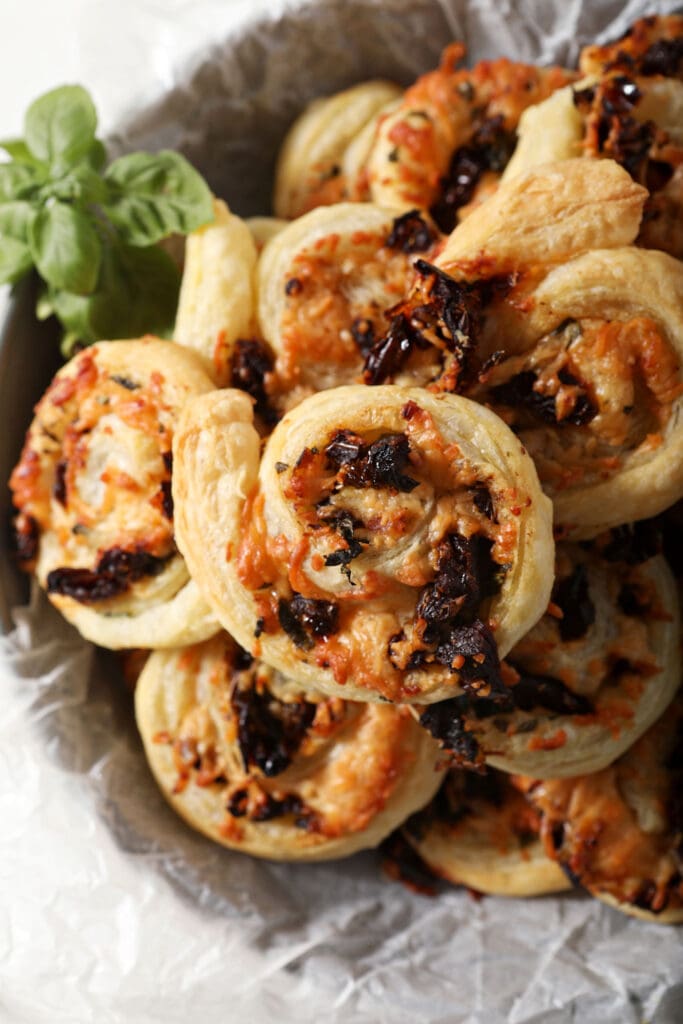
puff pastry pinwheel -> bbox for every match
[503,15,683,259]
[420,538,680,776]
[404,768,569,897]
[273,80,402,219]
[174,198,259,386]
[172,383,554,706]
[366,43,575,230]
[10,339,219,649]
[258,203,441,405]
[135,631,443,860]
[365,160,683,536]
[519,689,683,923]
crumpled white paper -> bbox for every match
[2,1,683,1021]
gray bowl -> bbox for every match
[3,3,679,1020]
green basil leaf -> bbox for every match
[0,201,35,284]
[0,162,42,201]
[0,200,34,239]
[103,150,213,245]
[47,241,180,352]
[84,139,107,173]
[40,165,110,206]
[29,200,101,293]
[0,138,46,167]
[0,237,34,285]
[25,85,97,169]
[119,244,181,335]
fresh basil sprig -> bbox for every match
[0,84,214,355]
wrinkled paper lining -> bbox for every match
[2,1,683,1020]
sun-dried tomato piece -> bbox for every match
[231,683,317,777]
[325,430,419,492]
[639,38,683,77]
[230,338,278,426]
[416,534,500,642]
[430,115,517,233]
[599,522,661,564]
[278,593,339,650]
[492,370,597,427]
[419,698,481,763]
[46,546,171,603]
[46,566,129,602]
[551,564,596,642]
[434,619,506,698]
[509,669,594,715]
[13,513,40,566]
[385,209,436,253]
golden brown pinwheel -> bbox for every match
[503,15,683,259]
[366,43,575,230]
[174,199,259,386]
[404,768,569,897]
[273,80,402,219]
[257,202,441,406]
[10,339,219,649]
[519,690,683,923]
[362,160,683,537]
[419,536,680,777]
[135,631,443,860]
[172,383,554,705]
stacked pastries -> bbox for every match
[9,15,683,918]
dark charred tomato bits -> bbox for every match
[250,793,310,825]
[46,546,171,603]
[232,644,255,672]
[419,699,481,763]
[599,521,661,564]
[430,115,517,233]
[324,430,364,466]
[46,567,130,602]
[434,619,506,698]
[470,483,495,521]
[109,374,140,390]
[362,311,427,384]
[325,430,419,492]
[285,277,303,296]
[52,460,68,506]
[601,76,641,115]
[350,317,376,357]
[230,338,278,427]
[508,669,594,715]
[230,682,317,777]
[12,514,40,565]
[492,369,597,427]
[416,534,501,643]
[278,593,339,650]
[159,452,174,519]
[226,788,249,817]
[551,564,596,642]
[385,209,436,253]
[343,435,418,492]
[640,38,683,77]
[573,76,667,188]
[159,480,174,520]
[364,260,512,388]
[618,582,653,617]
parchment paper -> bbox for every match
[2,2,683,1021]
